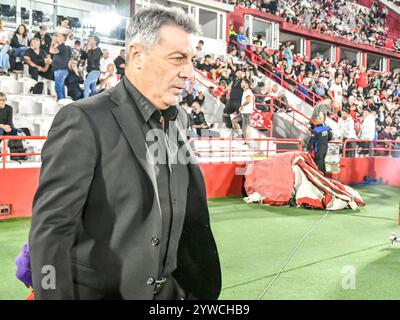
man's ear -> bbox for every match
[127,43,144,70]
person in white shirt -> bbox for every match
[337,109,358,157]
[100,49,115,74]
[0,19,10,74]
[328,76,343,108]
[239,78,255,138]
[99,62,119,91]
[359,110,376,156]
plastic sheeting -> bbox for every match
[244,152,365,210]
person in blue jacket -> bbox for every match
[309,116,333,173]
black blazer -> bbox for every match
[29,81,221,300]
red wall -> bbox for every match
[340,157,400,186]
[0,168,40,220]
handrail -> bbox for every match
[0,136,47,169]
[328,138,400,158]
[189,136,303,161]
[230,40,323,106]
[255,94,315,132]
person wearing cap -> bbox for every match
[33,25,52,54]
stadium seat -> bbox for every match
[0,76,21,94]
[14,96,42,115]
[37,97,61,116]
[17,77,37,95]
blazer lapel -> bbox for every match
[109,82,161,210]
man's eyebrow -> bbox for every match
[167,51,192,57]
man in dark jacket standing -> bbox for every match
[29,5,221,300]
[309,116,333,173]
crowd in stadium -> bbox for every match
[191,31,400,149]
[228,0,400,52]
[0,18,125,101]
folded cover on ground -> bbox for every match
[244,152,365,210]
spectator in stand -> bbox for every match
[33,25,52,54]
[314,78,326,97]
[100,48,115,74]
[190,101,218,137]
[0,19,10,75]
[23,38,53,81]
[10,24,29,59]
[50,32,71,100]
[55,17,71,35]
[194,90,205,106]
[114,49,126,77]
[65,59,83,101]
[182,79,199,106]
[228,23,237,44]
[328,75,344,109]
[194,40,205,65]
[224,69,243,129]
[238,78,255,138]
[359,110,376,156]
[269,83,290,112]
[71,40,87,69]
[236,26,248,51]
[0,92,17,136]
[84,35,102,98]
[337,109,358,157]
[198,54,213,73]
[284,42,294,67]
[99,63,119,92]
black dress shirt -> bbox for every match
[123,76,189,279]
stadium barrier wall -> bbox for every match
[0,136,399,219]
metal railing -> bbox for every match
[230,40,324,107]
[0,136,46,169]
[189,137,302,162]
[329,139,400,158]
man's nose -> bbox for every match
[179,60,194,80]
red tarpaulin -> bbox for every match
[244,152,365,210]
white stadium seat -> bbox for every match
[13,95,42,115]
[0,76,21,94]
[17,77,37,95]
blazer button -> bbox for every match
[147,277,155,285]
[151,237,160,246]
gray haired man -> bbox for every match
[29,5,221,300]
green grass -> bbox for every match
[0,185,399,300]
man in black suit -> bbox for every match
[29,5,221,300]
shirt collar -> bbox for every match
[123,76,178,124]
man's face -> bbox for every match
[61,20,69,28]
[39,28,46,36]
[341,111,348,119]
[55,32,65,44]
[126,25,195,110]
[192,102,201,113]
[31,39,40,50]
[239,26,244,34]
[120,49,125,58]
[0,96,6,108]
[103,49,109,59]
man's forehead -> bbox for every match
[158,25,196,56]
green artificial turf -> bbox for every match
[0,185,399,300]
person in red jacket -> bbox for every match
[356,67,369,88]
